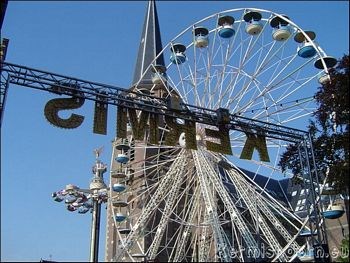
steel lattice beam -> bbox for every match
[114,150,188,261]
[193,150,232,262]
[1,61,307,143]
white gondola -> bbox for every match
[317,71,331,85]
[243,11,263,35]
[151,64,167,84]
[270,15,291,41]
[218,15,235,38]
[170,43,186,64]
[193,26,209,48]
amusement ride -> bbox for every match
[1,1,346,262]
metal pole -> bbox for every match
[90,198,101,262]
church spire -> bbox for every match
[132,0,165,87]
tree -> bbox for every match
[279,54,349,195]
[337,235,349,262]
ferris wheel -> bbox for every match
[108,8,337,262]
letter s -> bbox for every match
[44,96,85,129]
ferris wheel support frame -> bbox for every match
[1,61,329,259]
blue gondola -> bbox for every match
[294,31,317,58]
[218,15,235,38]
[115,153,129,164]
[115,213,127,222]
[298,43,317,58]
[112,183,126,193]
[322,205,345,219]
[170,43,186,64]
[170,52,186,64]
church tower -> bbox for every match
[131,0,165,87]
[104,1,165,261]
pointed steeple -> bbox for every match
[0,0,8,30]
[132,0,165,87]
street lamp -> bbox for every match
[52,148,108,262]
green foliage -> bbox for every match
[93,99,108,135]
[149,114,159,145]
[164,116,197,150]
[337,235,349,262]
[205,125,232,155]
[128,108,149,140]
[279,54,349,194]
[240,132,270,162]
[44,96,85,129]
[116,106,127,138]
